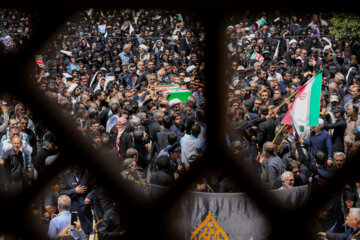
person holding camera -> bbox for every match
[48,195,87,239]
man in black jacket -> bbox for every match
[321,106,347,154]
[1,136,24,194]
[255,106,276,150]
[226,107,268,144]
[98,201,126,240]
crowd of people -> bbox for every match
[1,8,360,240]
[0,9,207,239]
[0,9,32,51]
[224,12,360,239]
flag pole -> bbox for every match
[273,70,322,114]
[272,88,299,114]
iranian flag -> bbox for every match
[281,71,322,132]
[35,55,45,68]
[250,53,264,63]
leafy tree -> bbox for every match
[329,14,360,41]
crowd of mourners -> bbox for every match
[1,8,360,240]
[0,9,207,239]
[0,9,32,51]
[224,12,360,239]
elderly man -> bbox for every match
[1,136,26,193]
[346,104,359,138]
[119,44,133,63]
[279,171,295,189]
[318,208,360,240]
[334,152,346,170]
[48,195,86,239]
[257,141,284,189]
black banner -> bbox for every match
[138,184,310,240]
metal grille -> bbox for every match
[0,7,360,240]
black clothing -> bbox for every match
[93,185,113,220]
[227,117,266,143]
[150,170,174,187]
[98,206,125,240]
[154,129,172,154]
[2,149,23,182]
[322,117,347,153]
[255,118,276,149]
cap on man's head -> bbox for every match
[169,98,182,108]
[330,95,339,102]
[186,65,196,73]
[226,25,235,31]
[289,39,297,45]
[237,65,245,71]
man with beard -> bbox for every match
[344,85,360,110]
[146,60,155,74]
[118,62,131,87]
[279,171,294,189]
[170,113,183,140]
[255,69,268,86]
[93,90,106,112]
[286,160,309,187]
[345,104,358,138]
[266,61,283,82]
[318,208,360,240]
[279,71,292,95]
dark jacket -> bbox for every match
[148,121,161,141]
[322,116,347,153]
[150,169,174,187]
[304,129,333,162]
[255,118,276,149]
[59,169,95,234]
[154,129,172,154]
[98,206,125,240]
[227,117,266,144]
[2,148,23,183]
[261,155,284,189]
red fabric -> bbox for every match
[280,84,307,125]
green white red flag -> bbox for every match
[35,55,45,68]
[250,53,264,63]
[281,71,322,132]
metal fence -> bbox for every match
[0,6,360,240]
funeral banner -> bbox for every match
[138,184,310,240]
